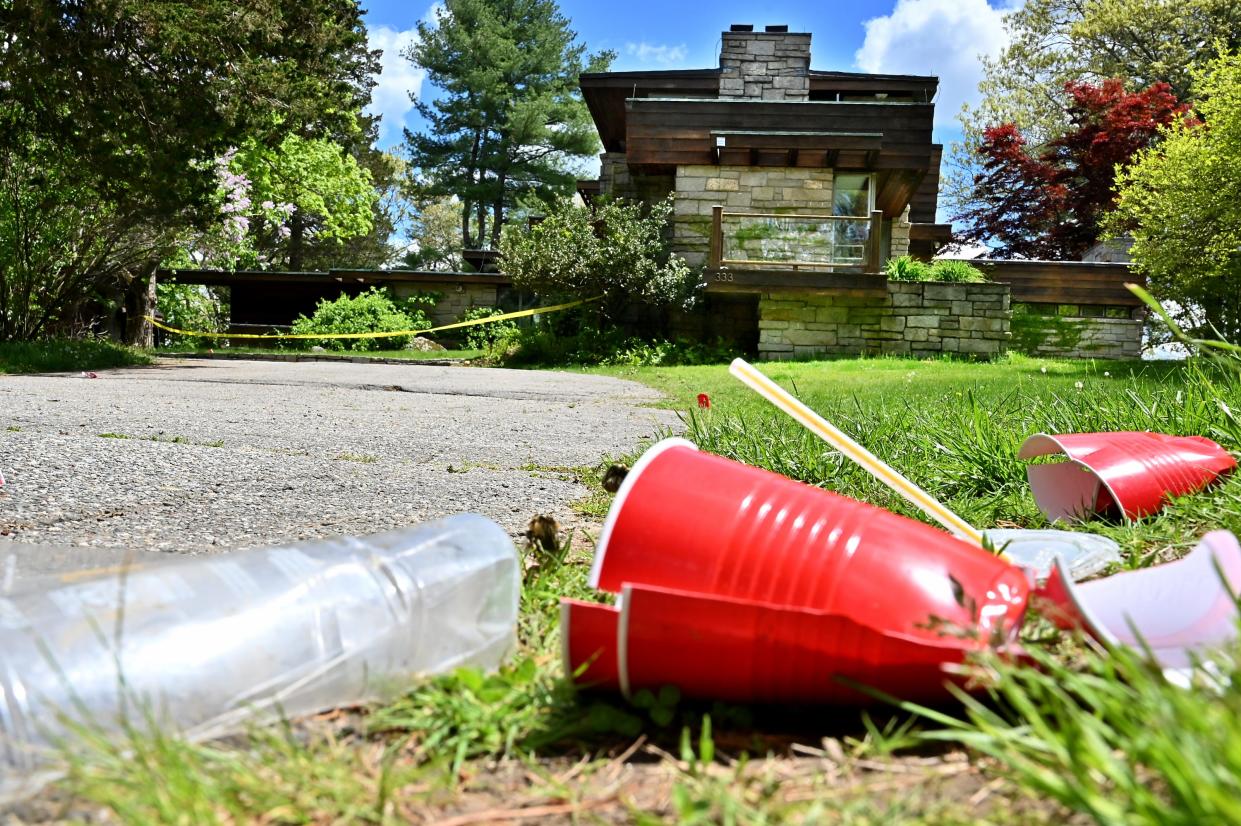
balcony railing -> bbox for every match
[708,206,883,274]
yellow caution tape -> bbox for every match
[144,296,599,340]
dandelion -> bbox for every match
[1040,366,1047,374]
[1104,371,1111,377]
[1075,381,1084,389]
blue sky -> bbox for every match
[361,0,1021,157]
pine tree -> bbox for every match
[403,0,611,251]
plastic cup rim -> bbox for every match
[588,437,699,590]
[1022,432,1125,521]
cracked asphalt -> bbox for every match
[0,359,676,563]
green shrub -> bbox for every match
[289,288,433,352]
[499,195,700,321]
[884,255,933,280]
[155,283,228,348]
[884,256,987,283]
[458,306,519,351]
[929,259,988,283]
[501,326,733,367]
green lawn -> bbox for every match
[589,354,1235,562]
[58,352,1241,823]
[0,339,152,374]
[157,345,486,361]
[585,352,1183,411]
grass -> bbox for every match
[158,345,485,361]
[0,338,151,373]
[50,351,1241,823]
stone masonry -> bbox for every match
[1011,303,1144,360]
[392,281,501,327]
[890,207,912,258]
[719,29,811,101]
[674,165,835,268]
[757,281,1011,360]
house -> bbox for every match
[577,25,1143,360]
[159,25,1144,360]
[580,25,951,271]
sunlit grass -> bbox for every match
[54,352,1241,823]
[0,339,151,373]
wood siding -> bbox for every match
[624,98,937,218]
[963,260,1144,307]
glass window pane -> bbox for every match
[833,174,870,217]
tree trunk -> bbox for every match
[288,209,306,271]
[122,262,157,347]
[476,199,487,249]
[461,199,474,250]
[489,174,505,249]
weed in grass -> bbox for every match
[60,713,428,823]
[901,632,1241,826]
[96,432,129,440]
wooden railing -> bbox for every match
[709,206,884,274]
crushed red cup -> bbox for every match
[1033,530,1241,681]
[1020,431,1236,521]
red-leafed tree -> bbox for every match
[954,80,1191,259]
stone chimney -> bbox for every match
[719,24,811,101]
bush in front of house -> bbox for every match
[289,288,433,351]
[458,306,519,351]
[500,325,732,367]
[885,256,987,283]
[499,195,701,322]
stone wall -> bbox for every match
[719,30,811,101]
[1010,302,1143,360]
[757,281,1010,360]
[674,165,835,268]
[600,152,673,202]
[391,281,501,327]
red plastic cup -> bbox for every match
[593,438,1029,643]
[1035,530,1241,675]
[618,583,975,704]
[1021,432,1236,521]
[560,600,621,691]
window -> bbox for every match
[831,174,873,264]
[833,174,872,217]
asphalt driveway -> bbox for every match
[1,359,676,558]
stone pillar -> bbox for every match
[719,28,811,101]
[890,206,912,259]
[599,152,630,196]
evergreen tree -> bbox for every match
[403,0,611,251]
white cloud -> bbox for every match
[366,24,426,148]
[855,0,1020,124]
[624,41,689,67]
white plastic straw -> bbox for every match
[729,358,986,548]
